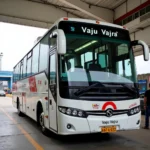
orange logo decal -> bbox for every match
[92,104,99,109]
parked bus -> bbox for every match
[12,18,149,135]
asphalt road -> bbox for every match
[0,97,149,150]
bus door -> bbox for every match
[22,92,26,113]
[48,47,57,131]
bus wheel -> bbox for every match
[39,111,48,135]
[17,99,23,116]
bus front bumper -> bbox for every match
[57,112,141,135]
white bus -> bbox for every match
[12,18,149,135]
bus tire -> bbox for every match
[38,106,48,135]
[17,98,23,116]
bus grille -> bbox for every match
[86,109,129,117]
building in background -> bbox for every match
[138,73,150,93]
[138,79,147,94]
[0,53,3,90]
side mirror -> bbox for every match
[131,40,149,61]
[51,29,66,54]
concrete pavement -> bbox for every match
[0,97,150,150]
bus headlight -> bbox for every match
[78,111,83,117]
[58,106,87,118]
[128,106,141,116]
[66,108,72,115]
[72,110,78,116]
[62,108,67,114]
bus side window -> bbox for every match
[98,53,106,68]
[68,58,74,70]
[39,34,49,72]
[50,54,56,98]
[20,61,23,79]
[32,44,40,74]
[124,59,132,78]
[13,67,16,82]
[23,56,27,78]
[116,61,123,76]
[81,52,92,69]
[27,52,32,77]
[17,63,20,80]
[97,52,108,70]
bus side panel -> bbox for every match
[12,73,49,129]
[49,89,57,131]
[12,82,20,109]
[18,80,27,114]
[12,92,17,108]
[16,79,33,117]
[32,73,49,129]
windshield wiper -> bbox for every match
[73,82,137,98]
[74,82,104,96]
[120,83,137,94]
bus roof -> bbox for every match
[13,17,128,69]
[57,18,127,30]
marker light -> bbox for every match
[63,17,68,21]
[96,20,100,24]
[45,97,48,100]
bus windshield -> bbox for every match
[58,21,138,100]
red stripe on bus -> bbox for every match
[12,82,17,91]
[114,0,150,23]
[29,76,37,92]
[102,102,117,110]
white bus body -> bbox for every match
[12,18,149,135]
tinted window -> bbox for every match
[27,52,32,77]
[50,54,56,84]
[59,34,136,83]
[117,44,128,56]
[20,61,23,79]
[81,52,93,69]
[32,44,40,74]
[118,21,122,25]
[17,63,20,80]
[140,8,146,16]
[98,53,108,68]
[128,15,132,22]
[39,34,49,72]
[146,6,150,13]
[23,56,27,78]
[13,67,17,82]
[135,12,139,19]
[123,18,128,25]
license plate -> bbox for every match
[101,126,116,133]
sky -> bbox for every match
[0,22,149,74]
[0,22,47,71]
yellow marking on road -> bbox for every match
[1,108,44,150]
